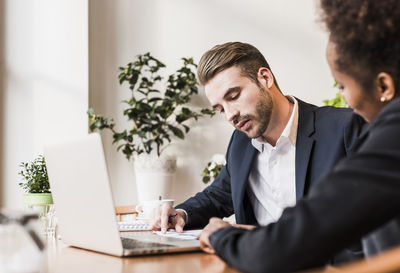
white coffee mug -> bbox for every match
[135,199,174,219]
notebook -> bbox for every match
[44,133,201,256]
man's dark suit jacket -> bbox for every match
[208,98,400,273]
[176,99,365,260]
[176,99,364,226]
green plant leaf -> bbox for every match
[323,92,348,108]
[148,97,162,103]
[113,131,127,143]
[86,53,215,158]
[201,108,216,116]
[18,155,51,193]
[175,113,189,123]
[168,125,184,139]
[182,124,190,133]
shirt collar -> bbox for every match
[251,96,299,152]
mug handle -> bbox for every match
[135,204,143,213]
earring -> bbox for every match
[380,97,386,102]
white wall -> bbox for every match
[89,0,336,206]
[0,0,88,208]
[0,0,4,206]
[0,0,336,208]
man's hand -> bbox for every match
[232,223,256,230]
[199,217,230,254]
[150,203,186,233]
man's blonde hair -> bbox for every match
[197,42,279,89]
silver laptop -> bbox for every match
[44,133,200,256]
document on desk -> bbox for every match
[154,229,202,240]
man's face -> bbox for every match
[204,66,273,139]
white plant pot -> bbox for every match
[134,153,177,203]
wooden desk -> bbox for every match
[312,246,400,273]
[39,236,400,273]
[40,236,239,273]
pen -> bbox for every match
[168,213,178,223]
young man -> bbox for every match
[198,0,400,269]
[150,42,365,263]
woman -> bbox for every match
[199,1,400,272]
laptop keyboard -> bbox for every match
[121,237,176,249]
[118,221,151,231]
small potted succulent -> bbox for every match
[18,155,52,208]
[88,53,214,201]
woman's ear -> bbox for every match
[257,67,274,89]
[377,72,395,102]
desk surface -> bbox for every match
[40,236,400,273]
[40,237,239,273]
[314,246,400,273]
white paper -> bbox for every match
[154,229,202,240]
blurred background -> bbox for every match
[0,0,336,209]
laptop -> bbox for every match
[44,133,200,256]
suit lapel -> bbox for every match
[295,99,316,199]
[234,141,257,224]
[234,99,316,221]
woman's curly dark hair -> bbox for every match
[319,0,400,94]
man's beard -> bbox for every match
[236,86,273,138]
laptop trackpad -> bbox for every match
[120,231,200,250]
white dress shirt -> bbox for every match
[248,96,298,226]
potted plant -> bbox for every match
[18,155,52,208]
[323,81,348,107]
[88,52,214,202]
[202,154,226,184]
[323,92,348,107]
